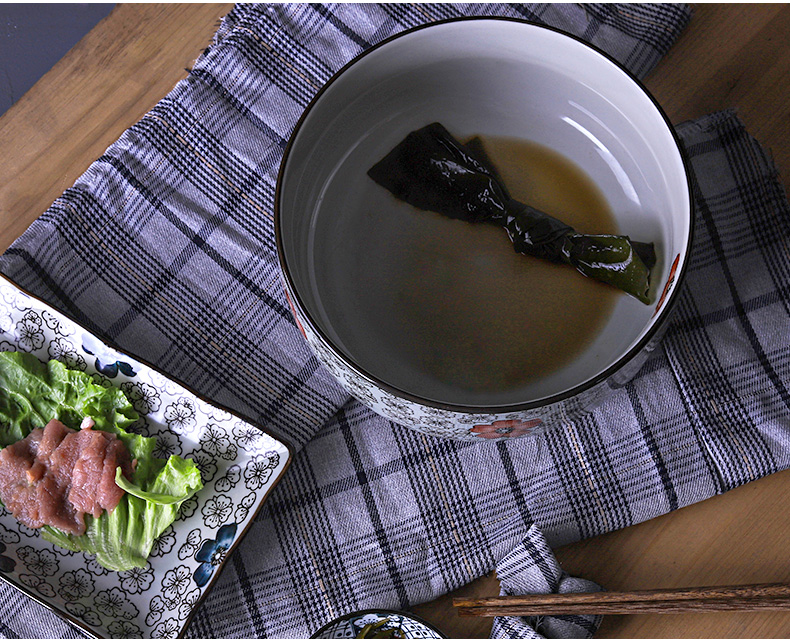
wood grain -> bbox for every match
[647,3,790,196]
[554,468,790,639]
[454,584,790,617]
[0,3,233,252]
[1,4,790,639]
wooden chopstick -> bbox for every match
[453,583,790,616]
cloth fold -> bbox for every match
[491,525,602,639]
[7,4,790,640]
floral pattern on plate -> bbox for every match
[0,274,291,638]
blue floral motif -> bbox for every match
[193,523,237,587]
[82,335,137,378]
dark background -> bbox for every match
[0,3,114,116]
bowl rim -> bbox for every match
[309,607,448,639]
[274,16,695,414]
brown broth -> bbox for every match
[354,135,620,396]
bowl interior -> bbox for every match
[278,19,690,408]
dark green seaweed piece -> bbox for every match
[367,122,656,304]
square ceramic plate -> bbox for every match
[0,273,292,638]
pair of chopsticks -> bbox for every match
[454,583,790,617]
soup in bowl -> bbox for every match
[275,18,692,441]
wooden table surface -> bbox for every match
[2,4,790,639]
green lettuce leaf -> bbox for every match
[114,465,201,505]
[41,457,203,571]
[0,351,203,571]
[0,351,138,446]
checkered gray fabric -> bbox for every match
[7,3,790,639]
[491,524,603,639]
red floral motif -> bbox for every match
[652,253,680,318]
[469,418,542,439]
[282,286,307,339]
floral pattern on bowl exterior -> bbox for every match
[0,274,291,639]
[311,609,446,639]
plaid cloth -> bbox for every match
[491,524,603,639]
[6,3,790,639]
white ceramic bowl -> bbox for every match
[276,18,692,441]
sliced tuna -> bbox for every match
[0,419,132,536]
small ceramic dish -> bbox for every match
[311,608,446,639]
[0,273,292,638]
